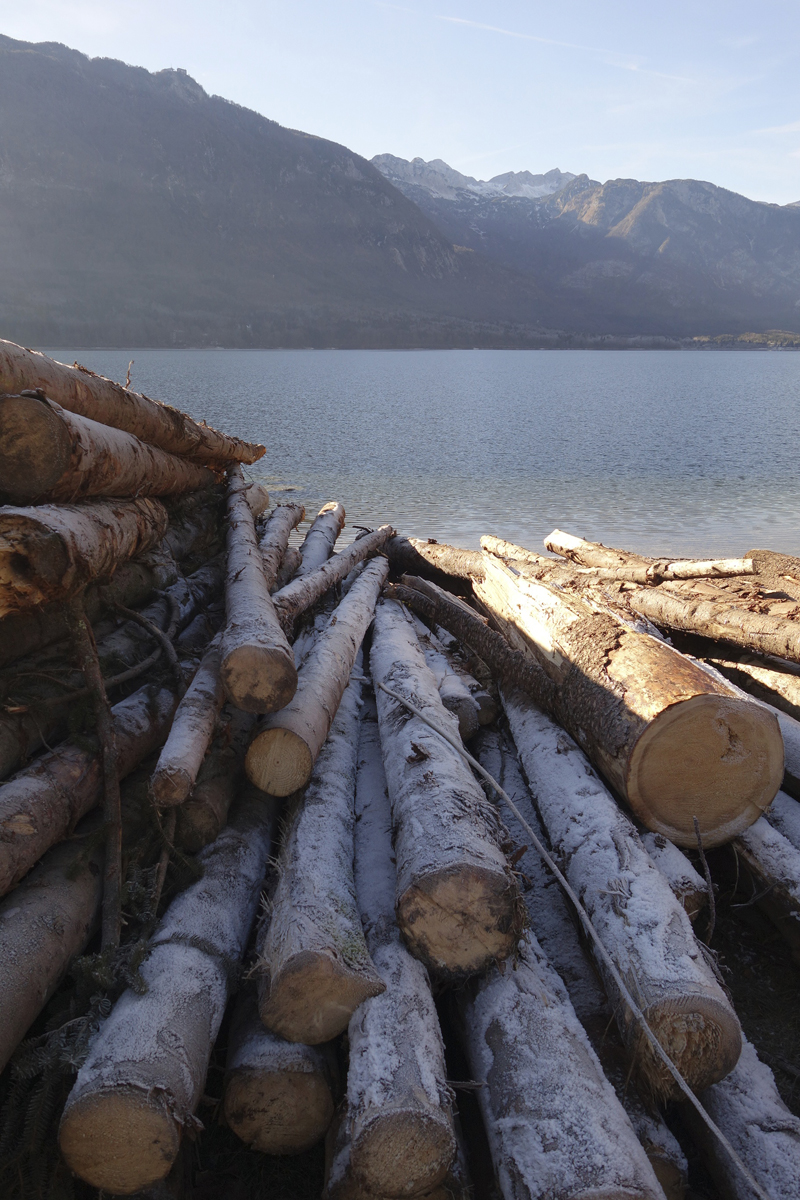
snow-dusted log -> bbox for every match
[540,530,753,582]
[296,502,347,576]
[223,984,337,1154]
[257,503,305,589]
[220,466,297,713]
[734,817,800,961]
[474,553,782,847]
[0,684,177,897]
[0,497,168,617]
[256,672,385,1043]
[502,688,742,1099]
[326,696,455,1199]
[765,790,800,852]
[246,558,389,796]
[370,599,523,979]
[0,393,219,503]
[274,545,302,591]
[58,785,278,1195]
[0,338,265,465]
[685,1039,800,1200]
[273,525,394,633]
[175,706,254,852]
[0,814,103,1072]
[410,615,480,741]
[386,536,484,586]
[640,832,708,923]
[150,636,225,807]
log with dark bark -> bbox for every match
[257,503,305,589]
[220,466,297,713]
[296,503,346,576]
[174,706,254,852]
[370,599,523,979]
[733,816,800,962]
[386,536,483,590]
[0,498,168,617]
[273,546,302,591]
[0,393,219,503]
[255,672,385,1043]
[58,785,278,1195]
[0,338,265,465]
[246,558,389,796]
[150,636,224,807]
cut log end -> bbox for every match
[626,693,784,847]
[224,1068,334,1154]
[245,726,313,797]
[221,644,298,714]
[58,1087,181,1195]
[150,766,194,808]
[259,951,386,1044]
[351,1109,455,1199]
[397,864,522,979]
[636,991,743,1101]
[0,394,71,497]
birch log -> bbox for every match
[256,673,385,1043]
[370,599,523,978]
[297,502,347,576]
[220,466,297,713]
[58,785,278,1194]
[246,557,389,796]
[0,393,219,503]
[0,497,168,616]
[0,684,177,897]
[223,985,337,1154]
[640,832,708,923]
[272,525,394,633]
[733,817,800,962]
[765,789,800,852]
[274,546,303,591]
[175,706,254,852]
[0,815,103,1073]
[257,503,305,589]
[539,530,753,582]
[473,553,782,847]
[386,536,483,587]
[410,615,480,741]
[501,687,743,1099]
[0,338,265,465]
[150,636,225,806]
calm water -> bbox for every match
[44,348,800,558]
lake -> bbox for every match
[43,348,800,559]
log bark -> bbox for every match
[246,557,389,796]
[705,649,800,725]
[150,636,225,806]
[501,686,743,1099]
[220,466,297,713]
[0,497,168,617]
[765,789,800,852]
[640,832,708,923]
[0,338,265,465]
[733,816,800,962]
[410,615,480,741]
[255,672,386,1043]
[257,503,305,589]
[0,813,103,1073]
[58,785,278,1194]
[274,545,303,591]
[0,392,219,503]
[370,599,523,979]
[272,525,394,633]
[224,983,337,1154]
[327,696,455,1199]
[0,683,177,897]
[386,536,483,589]
[473,552,783,847]
[540,530,753,582]
[296,503,346,576]
[174,705,254,852]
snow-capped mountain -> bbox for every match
[372,154,577,201]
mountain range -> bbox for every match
[0,34,798,347]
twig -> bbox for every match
[124,359,134,388]
[65,596,123,951]
[694,815,716,944]
[151,807,177,919]
[112,601,185,696]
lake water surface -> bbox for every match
[44,348,800,558]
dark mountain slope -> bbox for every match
[0,36,550,347]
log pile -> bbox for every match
[2,342,800,1200]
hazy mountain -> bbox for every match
[373,156,800,336]
[372,155,577,201]
[0,36,551,348]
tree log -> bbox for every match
[223,983,337,1154]
[501,687,743,1099]
[540,530,753,582]
[255,672,385,1043]
[0,813,103,1073]
[765,789,800,852]
[174,706,254,852]
[0,338,265,465]
[370,599,523,979]
[705,649,800,726]
[0,392,219,503]
[273,525,394,633]
[640,832,708,923]
[58,785,278,1194]
[150,636,224,806]
[410,615,480,741]
[220,466,297,713]
[0,683,177,897]
[386,536,483,589]
[246,558,389,796]
[274,545,303,591]
[733,817,800,962]
[0,497,168,617]
[297,502,347,576]
[257,503,305,589]
[473,553,782,847]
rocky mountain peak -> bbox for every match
[371,154,577,201]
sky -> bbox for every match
[3,0,800,204]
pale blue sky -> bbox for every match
[4,1,800,203]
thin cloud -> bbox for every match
[756,119,800,134]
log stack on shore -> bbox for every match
[1,339,800,1200]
